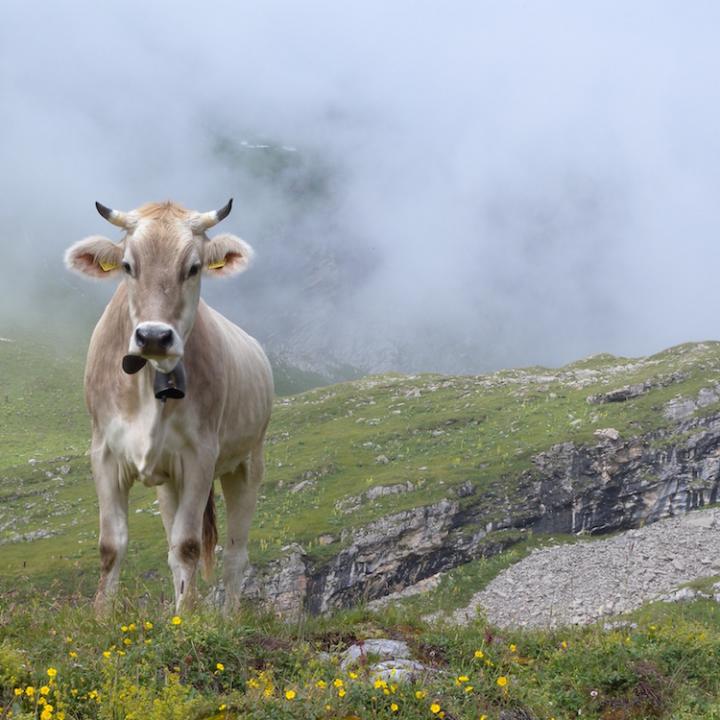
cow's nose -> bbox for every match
[135,326,174,352]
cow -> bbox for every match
[64,199,273,614]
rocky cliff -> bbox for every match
[238,354,720,617]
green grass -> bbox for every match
[2,597,720,719]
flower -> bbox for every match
[338,688,346,697]
[285,689,296,700]
[69,651,78,658]
[333,678,344,688]
[26,686,35,697]
[171,616,182,626]
[465,685,474,693]
[348,670,358,679]
[144,621,153,630]
[123,638,132,646]
[509,644,517,653]
[218,704,227,711]
[430,702,441,714]
[128,623,136,632]
[374,679,388,689]
[415,690,427,699]
[14,688,22,696]
[40,686,50,696]
[474,650,484,659]
[497,676,508,687]
[41,710,53,720]
[216,663,225,671]
[121,625,128,632]
[47,668,58,678]
[391,702,399,712]
[316,680,327,689]
[560,641,568,650]
[457,675,469,683]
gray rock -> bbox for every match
[340,639,410,669]
[369,659,431,683]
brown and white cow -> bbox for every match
[64,199,273,613]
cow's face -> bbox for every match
[65,200,252,373]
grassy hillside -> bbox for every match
[4,338,720,718]
[4,338,720,597]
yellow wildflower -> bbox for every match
[47,668,57,678]
[509,644,517,653]
[497,676,508,687]
[338,688,346,697]
[128,623,136,632]
[219,704,226,711]
[560,641,568,650]
[144,621,153,630]
[374,678,387,689]
[25,686,35,697]
[171,616,182,626]
[102,650,112,659]
[465,685,474,693]
[285,689,296,700]
[38,697,46,706]
[123,638,132,646]
[457,675,469,683]
[216,663,225,671]
[14,688,22,696]
[144,639,152,645]
[348,670,358,679]
[40,686,50,696]
[316,680,327,689]
[69,651,78,659]
[333,678,344,688]
[474,650,484,659]
[415,690,427,699]
[391,702,399,712]
[41,710,53,720]
[120,625,128,632]
[247,678,260,689]
[430,703,441,714]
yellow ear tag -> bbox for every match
[208,259,226,270]
[99,261,118,272]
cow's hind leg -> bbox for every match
[220,443,264,612]
[92,442,130,614]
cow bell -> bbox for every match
[121,354,186,401]
[153,362,186,401]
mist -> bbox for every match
[3,0,720,375]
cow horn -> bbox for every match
[191,198,233,232]
[96,202,134,229]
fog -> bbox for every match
[2,1,720,375]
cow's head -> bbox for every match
[65,200,252,375]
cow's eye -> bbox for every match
[122,261,132,276]
[188,264,200,278]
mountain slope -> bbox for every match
[3,338,720,613]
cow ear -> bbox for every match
[204,233,254,277]
[64,236,124,278]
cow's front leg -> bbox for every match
[168,455,214,613]
[92,442,129,614]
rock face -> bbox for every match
[239,396,720,617]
